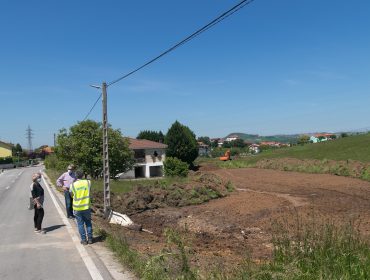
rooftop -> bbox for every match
[128,138,167,150]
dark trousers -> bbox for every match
[64,190,74,218]
[34,206,44,230]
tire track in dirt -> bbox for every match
[214,169,309,207]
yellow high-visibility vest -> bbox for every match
[70,179,91,211]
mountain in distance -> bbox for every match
[225,132,300,144]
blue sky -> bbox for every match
[1,0,369,148]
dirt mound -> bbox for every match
[92,172,232,215]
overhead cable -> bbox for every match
[82,93,102,121]
[107,0,254,87]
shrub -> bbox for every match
[0,157,13,164]
[164,157,189,177]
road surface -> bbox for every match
[0,167,120,280]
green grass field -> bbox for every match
[212,133,370,169]
[45,169,192,195]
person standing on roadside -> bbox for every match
[70,170,93,245]
[31,173,45,233]
[29,172,42,210]
[56,164,76,219]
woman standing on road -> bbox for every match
[31,173,45,233]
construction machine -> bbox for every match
[219,150,231,161]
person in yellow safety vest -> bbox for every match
[70,170,93,245]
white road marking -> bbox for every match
[41,173,104,280]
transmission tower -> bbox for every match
[26,125,34,152]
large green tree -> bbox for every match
[165,121,198,166]
[137,130,165,143]
[55,120,134,177]
[12,143,23,156]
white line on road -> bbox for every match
[41,173,104,280]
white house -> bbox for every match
[310,133,336,143]
[225,135,239,142]
[118,138,167,179]
[249,143,260,154]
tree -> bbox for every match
[12,143,23,156]
[197,136,211,146]
[165,121,198,166]
[55,120,134,177]
[231,138,246,148]
[341,133,348,138]
[211,139,219,148]
[137,130,165,143]
[298,135,310,145]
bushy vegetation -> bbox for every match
[137,130,165,143]
[164,157,189,177]
[53,120,134,177]
[0,157,13,164]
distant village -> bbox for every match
[0,131,345,179]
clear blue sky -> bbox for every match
[1,0,369,148]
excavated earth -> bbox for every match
[93,167,370,273]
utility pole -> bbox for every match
[90,82,111,218]
[101,82,111,217]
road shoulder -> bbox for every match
[41,170,137,280]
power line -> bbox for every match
[82,93,102,121]
[107,0,255,87]
[82,0,254,121]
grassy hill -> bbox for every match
[250,133,370,163]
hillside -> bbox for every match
[253,133,370,163]
[226,132,299,144]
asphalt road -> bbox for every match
[0,167,95,280]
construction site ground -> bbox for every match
[95,166,370,274]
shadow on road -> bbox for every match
[43,224,66,233]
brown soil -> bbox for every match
[94,167,370,274]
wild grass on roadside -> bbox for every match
[97,216,370,280]
[245,220,370,280]
[98,227,197,280]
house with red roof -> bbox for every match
[117,138,167,179]
[310,133,336,143]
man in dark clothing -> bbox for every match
[31,173,45,233]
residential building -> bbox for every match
[0,141,12,158]
[225,135,239,142]
[249,143,260,154]
[310,133,336,143]
[198,142,210,156]
[118,138,167,179]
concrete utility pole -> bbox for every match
[101,82,111,217]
